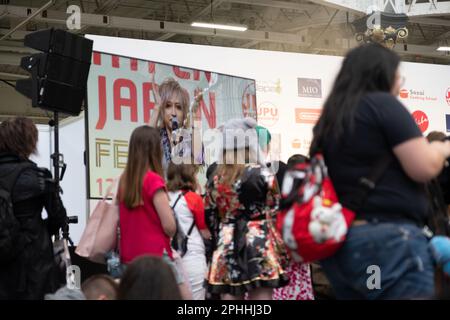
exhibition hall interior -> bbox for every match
[0,0,450,304]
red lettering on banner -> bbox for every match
[195,92,216,128]
[148,62,155,73]
[96,76,107,130]
[112,55,120,68]
[193,70,211,83]
[173,66,190,80]
[130,59,138,71]
[173,67,213,83]
[114,79,138,122]
[93,52,101,65]
[142,82,156,123]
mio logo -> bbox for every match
[297,78,322,98]
[366,265,381,290]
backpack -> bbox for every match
[0,161,34,264]
[170,191,195,257]
[276,153,391,263]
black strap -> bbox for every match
[186,220,196,236]
[170,191,186,210]
[171,191,195,235]
[346,153,392,212]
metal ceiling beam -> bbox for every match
[307,0,450,17]
[225,0,318,11]
[0,5,448,62]
[436,30,450,40]
[155,0,226,41]
[306,0,367,14]
[409,17,450,27]
[240,10,350,47]
[0,5,311,46]
[0,71,28,79]
[0,28,31,40]
[0,0,55,41]
[405,0,450,17]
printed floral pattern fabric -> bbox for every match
[273,262,314,300]
[205,165,289,296]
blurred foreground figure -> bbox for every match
[0,117,67,299]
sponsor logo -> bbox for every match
[295,108,322,124]
[446,114,450,132]
[399,88,437,102]
[256,79,282,94]
[412,110,429,133]
[399,89,409,99]
[291,138,312,151]
[297,78,322,98]
[446,88,450,106]
[257,102,279,127]
[292,139,302,149]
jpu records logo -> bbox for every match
[257,102,279,127]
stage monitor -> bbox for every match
[86,51,257,199]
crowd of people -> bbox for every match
[1,43,449,300]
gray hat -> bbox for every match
[44,286,86,300]
[219,117,266,166]
[220,117,258,150]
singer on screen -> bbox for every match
[148,77,204,175]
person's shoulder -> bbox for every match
[143,170,165,187]
[13,162,50,197]
[16,161,48,181]
[33,164,51,177]
[184,190,202,202]
[363,92,402,108]
[144,170,163,179]
[360,92,408,120]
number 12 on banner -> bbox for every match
[96,177,116,198]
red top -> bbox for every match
[119,170,172,264]
[183,190,207,231]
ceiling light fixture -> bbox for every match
[191,22,247,32]
[437,46,450,52]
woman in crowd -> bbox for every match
[204,117,289,300]
[118,125,175,263]
[0,117,67,299]
[118,125,192,299]
[167,163,211,300]
[310,43,450,299]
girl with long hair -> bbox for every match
[118,125,175,263]
[204,117,289,300]
[310,43,450,299]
